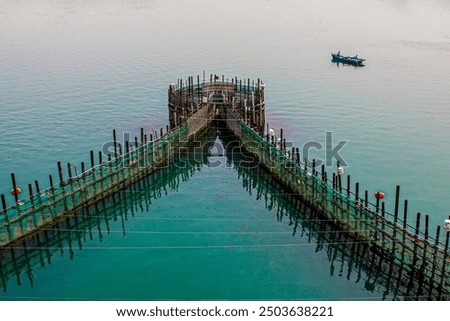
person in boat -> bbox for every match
[337,50,341,56]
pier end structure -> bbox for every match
[168,75,265,136]
[0,74,265,247]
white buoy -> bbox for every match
[444,219,450,232]
[306,172,312,178]
[268,128,275,137]
[337,166,344,176]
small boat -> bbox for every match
[331,52,365,66]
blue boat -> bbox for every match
[331,52,365,66]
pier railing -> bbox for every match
[226,107,449,292]
[0,124,190,246]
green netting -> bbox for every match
[0,123,189,246]
[239,121,449,286]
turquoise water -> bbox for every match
[0,127,423,300]
[0,0,449,299]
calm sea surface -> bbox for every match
[0,0,449,300]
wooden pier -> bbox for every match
[0,74,448,297]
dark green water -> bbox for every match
[0,125,433,300]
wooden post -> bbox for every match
[90,150,95,168]
[415,212,421,235]
[113,129,118,158]
[321,164,325,181]
[403,200,408,229]
[160,128,163,137]
[423,214,430,273]
[81,162,85,174]
[197,75,200,102]
[434,226,441,247]
[355,182,359,203]
[134,136,140,167]
[394,185,400,224]
[1,194,7,213]
[336,161,340,190]
[108,153,114,190]
[312,159,316,176]
[28,183,34,201]
[34,180,41,194]
[381,201,386,244]
[1,194,12,241]
[98,150,105,201]
[28,183,37,227]
[49,174,54,192]
[444,231,449,254]
[140,128,144,145]
[67,163,73,180]
[57,161,65,186]
[346,175,350,196]
[364,190,368,207]
[280,128,283,151]
[48,174,56,218]
[11,173,19,203]
[431,225,441,285]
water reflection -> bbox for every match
[0,123,447,300]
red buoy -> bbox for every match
[374,191,385,199]
[10,187,22,196]
[214,74,220,80]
